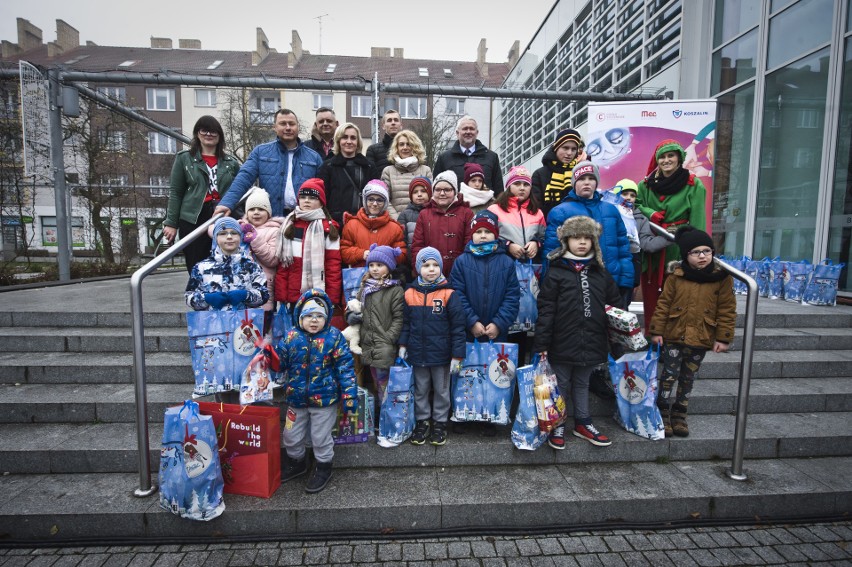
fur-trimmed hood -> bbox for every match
[665,258,726,275]
[546,215,605,267]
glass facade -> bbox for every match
[828,39,852,290]
[766,0,833,70]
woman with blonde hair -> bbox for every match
[318,122,373,227]
[381,129,432,218]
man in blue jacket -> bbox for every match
[215,109,323,218]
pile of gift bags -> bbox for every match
[722,256,845,306]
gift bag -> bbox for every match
[187,309,264,396]
[159,401,225,519]
[511,360,549,450]
[803,259,846,306]
[342,267,368,302]
[532,355,567,433]
[784,260,813,303]
[333,386,374,444]
[767,258,787,300]
[745,257,770,297]
[451,341,518,425]
[608,345,664,440]
[196,401,280,498]
[377,360,415,447]
[239,350,274,405]
[270,303,293,345]
[723,256,748,295]
[509,260,540,333]
[605,305,648,351]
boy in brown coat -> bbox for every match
[649,226,736,437]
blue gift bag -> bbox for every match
[451,341,518,425]
[803,259,846,306]
[509,261,539,334]
[342,267,368,302]
[187,309,265,396]
[608,345,665,440]
[159,400,225,521]
[377,360,415,447]
[767,258,787,300]
[722,256,748,295]
[511,359,549,450]
[784,260,813,303]
[745,257,771,297]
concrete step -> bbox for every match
[0,456,849,542]
[2,378,851,425]
[1,412,849,475]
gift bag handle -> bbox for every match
[395,357,411,368]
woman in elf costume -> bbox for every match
[635,139,707,332]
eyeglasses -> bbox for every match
[198,129,219,136]
[688,249,714,257]
[365,197,385,205]
[217,230,240,237]
[433,187,454,194]
[302,314,325,321]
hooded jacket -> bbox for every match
[359,281,405,369]
[487,197,546,252]
[339,209,408,268]
[433,140,504,196]
[399,280,467,366]
[271,289,357,411]
[241,216,285,311]
[411,196,474,278]
[184,246,269,311]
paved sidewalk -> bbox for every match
[1,521,849,566]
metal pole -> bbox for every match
[373,72,379,144]
[381,82,667,102]
[47,68,71,281]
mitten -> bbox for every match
[226,289,249,305]
[241,223,257,243]
[204,292,228,309]
[650,211,665,225]
[345,310,363,326]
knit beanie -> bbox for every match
[212,217,241,240]
[415,246,443,273]
[432,170,458,194]
[504,165,532,190]
[300,298,328,319]
[408,176,433,200]
[365,243,402,271]
[362,179,390,211]
[298,178,327,206]
[571,161,600,186]
[547,215,604,267]
[647,139,686,176]
[611,178,639,196]
[552,128,584,152]
[463,162,485,184]
[245,188,272,216]
[675,226,714,260]
[470,210,499,239]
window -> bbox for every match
[400,97,427,119]
[313,93,333,110]
[98,129,127,152]
[195,89,216,107]
[384,97,398,112]
[793,147,816,168]
[250,94,278,125]
[446,98,465,115]
[148,132,177,154]
[146,88,175,111]
[352,95,372,118]
[101,174,129,195]
[41,215,85,247]
[96,86,126,103]
[796,108,820,129]
[149,176,169,196]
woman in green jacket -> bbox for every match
[163,115,240,273]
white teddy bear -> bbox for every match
[341,298,363,355]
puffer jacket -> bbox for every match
[487,198,546,252]
[411,196,474,278]
[358,283,405,368]
[340,209,407,268]
[449,241,520,342]
[273,218,343,306]
[533,256,621,366]
[381,161,432,218]
[165,150,241,228]
[185,248,269,311]
[240,217,284,311]
[318,153,373,228]
[218,138,322,216]
[399,280,467,366]
[366,133,393,178]
[433,140,504,195]
[271,289,357,411]
[649,260,737,349]
[543,189,634,288]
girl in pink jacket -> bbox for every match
[238,189,285,327]
[487,166,546,261]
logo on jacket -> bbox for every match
[431,298,444,314]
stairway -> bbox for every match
[0,272,850,543]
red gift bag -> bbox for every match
[197,401,281,498]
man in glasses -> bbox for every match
[433,116,504,197]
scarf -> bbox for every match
[459,183,495,208]
[358,276,398,301]
[543,155,582,205]
[646,166,691,197]
[393,156,420,171]
[680,260,729,283]
[276,207,328,292]
[417,274,447,288]
[467,241,499,256]
[562,250,593,272]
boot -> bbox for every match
[671,403,689,437]
[658,404,673,438]
[305,460,333,493]
[282,455,308,482]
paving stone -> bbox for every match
[747,529,781,546]
[764,528,800,544]
[470,541,497,558]
[687,549,723,567]
[446,542,471,559]
[514,539,541,556]
[815,542,852,560]
[150,554,181,567]
[557,537,587,554]
[787,526,824,543]
[730,547,765,565]
[457,559,485,567]
[708,531,738,548]
[662,533,697,550]
[302,546,328,565]
[77,555,109,567]
[642,533,673,550]
[664,550,697,565]
[224,549,256,567]
[424,542,449,560]
[537,538,564,555]
[174,552,208,567]
[771,544,809,562]
[641,551,669,564]
[481,559,508,567]
[728,530,759,547]
[197,551,231,567]
[328,545,352,563]
[596,553,627,567]
[688,532,717,549]
[28,557,62,567]
[252,549,279,566]
[377,543,402,562]
[602,536,631,552]
[809,525,845,542]
[433,560,460,567]
[581,536,608,554]
[494,541,519,558]
[352,544,377,563]
[623,534,653,551]
[574,555,604,567]
[550,556,580,567]
[616,551,651,567]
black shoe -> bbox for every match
[430,421,447,446]
[282,455,308,483]
[411,420,430,445]
[305,461,333,493]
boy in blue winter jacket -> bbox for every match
[265,288,357,493]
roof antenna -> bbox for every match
[315,14,329,55]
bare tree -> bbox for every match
[409,98,457,167]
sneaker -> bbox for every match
[548,426,565,450]
[573,423,612,447]
[430,421,447,446]
[411,420,430,445]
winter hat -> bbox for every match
[611,178,639,196]
[571,160,599,185]
[548,215,604,267]
[362,179,389,210]
[647,139,686,175]
[552,128,584,151]
[504,165,532,190]
[470,210,499,239]
[675,226,714,260]
[300,298,328,319]
[415,246,443,273]
[298,178,327,206]
[432,170,458,194]
[365,243,402,271]
[463,162,485,184]
[245,188,272,216]
[212,217,242,240]
[408,176,433,200]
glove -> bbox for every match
[346,311,363,326]
[450,358,463,374]
[650,211,665,225]
[241,223,257,243]
[226,289,249,306]
[397,346,407,360]
[204,292,228,309]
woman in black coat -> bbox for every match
[318,122,374,227]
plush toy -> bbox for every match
[342,298,363,354]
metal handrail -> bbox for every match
[647,222,758,481]
[129,188,259,497]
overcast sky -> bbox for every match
[2,1,552,63]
